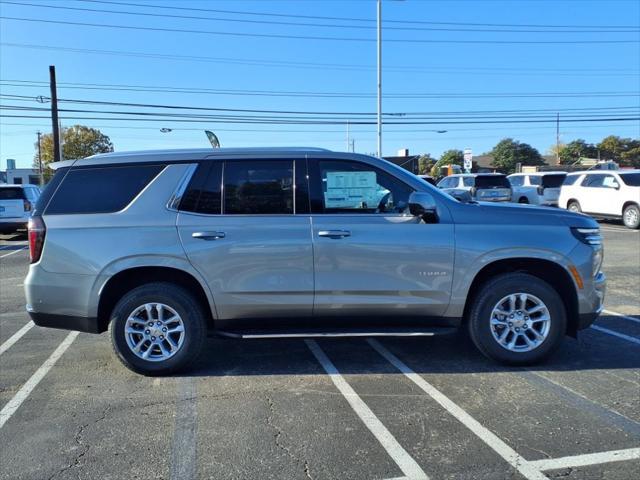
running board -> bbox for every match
[215,327,457,340]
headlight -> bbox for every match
[592,248,604,277]
[571,227,602,246]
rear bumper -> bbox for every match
[28,311,101,334]
[0,220,27,231]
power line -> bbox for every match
[76,0,640,29]
[2,43,638,76]
[4,1,638,34]
[2,16,638,44]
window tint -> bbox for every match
[620,173,640,186]
[563,175,580,186]
[312,160,413,214]
[462,177,474,187]
[541,174,566,188]
[33,167,69,216]
[475,175,510,188]
[0,187,25,200]
[582,174,604,187]
[224,160,293,214]
[294,159,310,214]
[509,176,524,187]
[45,164,163,215]
[198,164,223,214]
[528,176,541,186]
[179,163,215,213]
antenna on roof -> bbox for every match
[205,130,220,149]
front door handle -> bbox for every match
[192,231,226,240]
[318,230,351,238]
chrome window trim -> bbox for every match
[166,163,198,212]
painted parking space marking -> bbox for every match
[530,447,640,471]
[170,377,198,480]
[305,339,429,480]
[603,309,640,325]
[0,331,78,429]
[591,325,640,346]
[0,247,27,258]
[367,339,548,480]
[0,320,34,356]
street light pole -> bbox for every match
[377,0,382,158]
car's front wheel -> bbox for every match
[109,282,207,375]
[468,273,566,365]
[623,204,640,229]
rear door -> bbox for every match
[0,187,26,219]
[579,174,606,213]
[177,159,314,320]
[308,158,454,319]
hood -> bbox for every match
[450,201,599,229]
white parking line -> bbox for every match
[591,325,640,345]
[367,339,548,480]
[603,309,640,325]
[0,321,34,356]
[600,227,639,233]
[0,331,78,429]
[530,447,640,471]
[0,247,27,258]
[305,340,429,480]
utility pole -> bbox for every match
[49,65,62,163]
[556,112,560,163]
[346,120,350,152]
[377,0,382,158]
[37,131,43,185]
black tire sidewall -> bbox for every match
[623,205,640,229]
[109,283,206,375]
[468,273,566,365]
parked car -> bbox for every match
[508,172,567,206]
[26,148,605,375]
[417,174,436,186]
[559,170,640,229]
[0,184,41,234]
[437,173,512,202]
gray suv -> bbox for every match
[25,148,606,375]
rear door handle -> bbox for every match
[318,230,351,238]
[192,231,226,240]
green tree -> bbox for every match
[417,153,436,174]
[430,149,463,176]
[558,139,598,165]
[620,143,640,168]
[597,135,624,161]
[490,138,543,173]
[34,125,114,170]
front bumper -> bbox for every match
[577,270,606,330]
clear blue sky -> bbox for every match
[1,0,639,169]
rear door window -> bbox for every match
[562,175,580,186]
[45,164,163,215]
[528,176,541,186]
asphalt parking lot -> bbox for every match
[1,223,638,480]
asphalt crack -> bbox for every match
[266,396,313,480]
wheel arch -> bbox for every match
[622,200,639,214]
[96,266,215,333]
[462,258,580,337]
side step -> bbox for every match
[215,327,458,340]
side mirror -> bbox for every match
[408,192,438,222]
[449,190,473,203]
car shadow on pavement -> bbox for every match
[0,232,27,244]
[183,316,640,378]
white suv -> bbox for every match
[0,184,41,233]
[559,170,640,229]
[508,172,566,206]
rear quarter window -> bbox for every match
[45,164,163,215]
[619,173,640,186]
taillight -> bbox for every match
[24,200,32,212]
[537,186,544,195]
[28,217,46,264]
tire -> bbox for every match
[567,200,581,213]
[518,197,529,204]
[109,282,207,376]
[622,204,640,229]
[467,273,566,365]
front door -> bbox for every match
[177,158,313,320]
[308,158,455,319]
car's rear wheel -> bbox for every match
[622,204,640,229]
[109,282,206,375]
[567,200,581,213]
[468,273,566,365]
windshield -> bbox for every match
[619,173,640,186]
[541,174,566,188]
[475,175,510,188]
